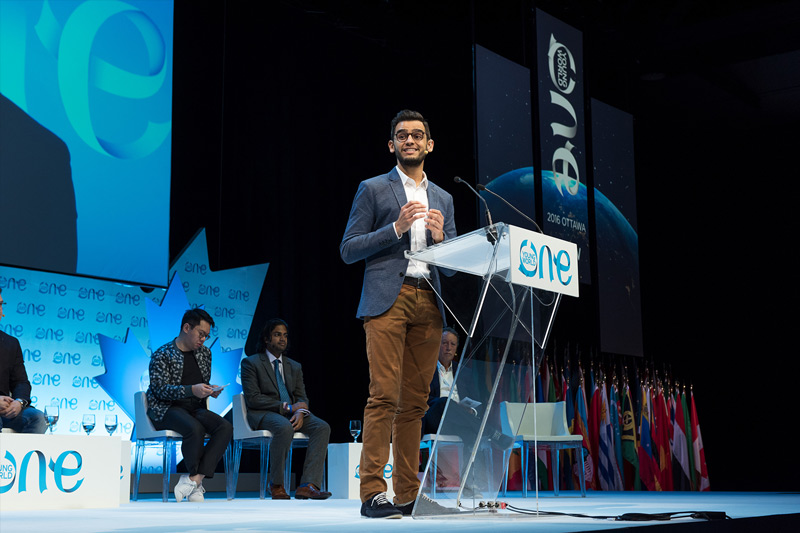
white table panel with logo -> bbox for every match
[0,434,124,511]
[327,442,394,500]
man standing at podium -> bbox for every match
[340,109,456,518]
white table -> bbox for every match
[0,434,128,511]
[326,442,394,500]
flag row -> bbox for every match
[498,352,710,492]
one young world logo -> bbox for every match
[518,240,538,278]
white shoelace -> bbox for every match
[371,493,392,506]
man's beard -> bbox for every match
[397,151,426,167]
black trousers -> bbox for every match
[153,399,232,478]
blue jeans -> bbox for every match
[0,406,48,433]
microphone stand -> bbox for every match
[476,183,543,233]
[454,176,498,244]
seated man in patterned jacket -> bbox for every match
[145,308,232,502]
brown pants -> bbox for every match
[360,285,442,504]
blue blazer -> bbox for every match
[340,167,457,319]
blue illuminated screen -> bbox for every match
[0,0,173,287]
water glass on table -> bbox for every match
[82,414,96,435]
[44,405,59,434]
[349,420,361,443]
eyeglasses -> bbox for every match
[195,328,211,340]
[394,130,426,142]
[0,301,6,307]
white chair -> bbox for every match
[500,401,585,497]
[285,432,312,490]
[229,393,312,499]
[132,391,231,502]
[230,393,272,499]
[420,433,462,498]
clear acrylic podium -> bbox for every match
[405,222,579,518]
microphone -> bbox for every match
[476,183,543,233]
[454,176,498,243]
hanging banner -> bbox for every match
[592,99,643,357]
[536,9,590,284]
[474,44,536,231]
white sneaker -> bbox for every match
[188,483,205,502]
[174,475,196,502]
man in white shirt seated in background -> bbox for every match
[422,327,513,446]
[421,328,513,495]
[422,327,464,436]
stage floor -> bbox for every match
[1,491,798,532]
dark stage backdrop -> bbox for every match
[167,0,797,491]
[169,1,479,446]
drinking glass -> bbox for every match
[105,414,118,436]
[44,405,59,434]
[82,414,96,435]
[349,420,362,443]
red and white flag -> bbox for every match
[690,391,710,491]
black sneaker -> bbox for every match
[360,492,402,519]
[396,494,461,516]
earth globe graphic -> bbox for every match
[480,167,641,352]
[480,166,638,268]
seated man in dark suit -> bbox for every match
[0,289,47,433]
[240,318,331,500]
[421,328,512,495]
[422,327,479,435]
[423,327,501,436]
[423,327,514,445]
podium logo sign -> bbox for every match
[509,225,579,297]
[518,239,573,287]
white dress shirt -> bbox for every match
[393,166,431,279]
[266,350,309,417]
[437,361,459,403]
[267,350,285,380]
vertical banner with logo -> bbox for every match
[536,9,590,283]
